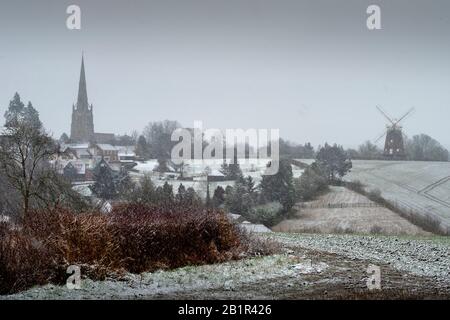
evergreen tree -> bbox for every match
[220,160,229,177]
[176,183,187,204]
[260,158,296,212]
[135,135,149,159]
[4,93,42,129]
[294,165,328,201]
[161,181,174,205]
[90,160,117,200]
[205,181,211,208]
[212,186,225,208]
[304,142,315,158]
[220,153,243,181]
[244,176,256,195]
[4,93,25,127]
[224,182,255,215]
[154,186,164,204]
[184,187,203,207]
[228,153,243,180]
[116,169,135,200]
[23,102,42,129]
[59,133,70,144]
[139,174,155,204]
[63,163,78,182]
[155,158,169,173]
[314,143,352,183]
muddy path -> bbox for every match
[150,244,450,300]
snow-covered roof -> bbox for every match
[239,223,272,233]
[58,160,87,175]
[72,184,92,197]
[75,149,92,157]
[62,148,78,155]
[96,144,118,151]
[66,143,89,149]
[119,152,136,157]
[227,213,245,222]
[115,145,136,154]
[209,169,224,177]
[67,161,86,174]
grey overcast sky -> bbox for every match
[0,0,449,149]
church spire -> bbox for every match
[71,53,95,143]
[77,53,89,111]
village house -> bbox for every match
[93,144,120,162]
[116,145,136,162]
[62,143,92,160]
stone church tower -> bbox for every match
[70,55,95,143]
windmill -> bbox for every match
[375,106,415,160]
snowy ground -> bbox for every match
[297,159,450,231]
[4,233,449,300]
[273,186,429,236]
[269,233,450,282]
[345,160,450,230]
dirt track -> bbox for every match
[156,233,450,300]
[164,248,449,300]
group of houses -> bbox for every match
[51,143,136,182]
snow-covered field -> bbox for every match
[273,186,429,236]
[342,160,450,230]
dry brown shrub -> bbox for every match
[1,204,264,294]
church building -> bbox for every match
[70,55,115,144]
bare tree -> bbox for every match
[0,171,21,218]
[143,120,181,159]
[0,123,57,217]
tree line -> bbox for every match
[348,137,449,162]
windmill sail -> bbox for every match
[376,106,414,160]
